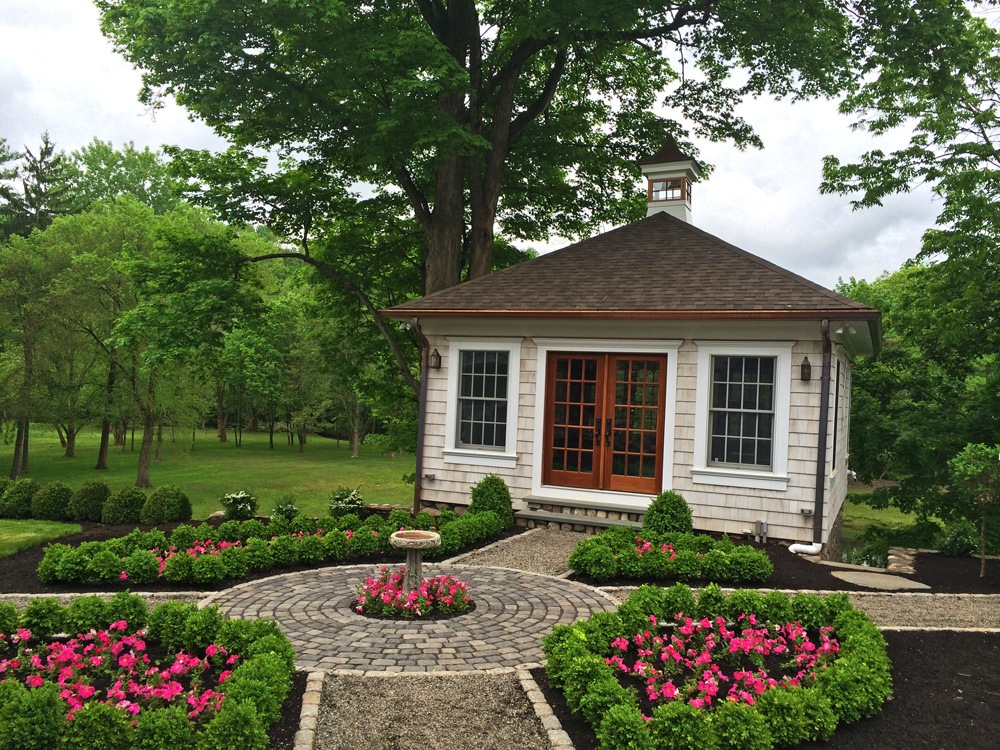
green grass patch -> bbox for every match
[1,425,414,519]
[0,519,82,557]
[840,498,922,551]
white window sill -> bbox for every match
[443,449,517,469]
[691,467,789,492]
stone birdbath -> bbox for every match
[389,529,441,593]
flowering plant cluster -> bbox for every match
[635,539,676,558]
[0,621,238,723]
[607,612,839,712]
[569,525,773,583]
[543,584,893,750]
[355,567,473,619]
[218,490,258,520]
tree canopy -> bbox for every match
[96,0,987,297]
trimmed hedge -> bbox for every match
[468,474,514,527]
[70,481,111,523]
[140,485,193,525]
[101,487,147,525]
[543,584,891,750]
[0,478,40,519]
[0,593,294,750]
[37,505,509,587]
[30,481,74,521]
[569,526,773,584]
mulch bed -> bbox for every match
[533,630,1000,750]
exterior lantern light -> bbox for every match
[800,357,812,382]
[429,349,442,369]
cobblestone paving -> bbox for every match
[204,563,618,673]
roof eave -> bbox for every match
[382,308,881,322]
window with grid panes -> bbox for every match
[457,350,509,450]
[709,355,775,468]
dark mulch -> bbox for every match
[533,631,1000,750]
[0,520,523,595]
[268,670,306,750]
[569,542,1000,594]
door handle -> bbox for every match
[605,418,612,446]
[594,420,601,445]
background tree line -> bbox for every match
[0,137,417,489]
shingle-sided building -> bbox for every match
[386,142,880,551]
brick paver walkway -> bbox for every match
[203,564,618,673]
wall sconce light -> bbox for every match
[800,357,812,382]
[428,349,442,369]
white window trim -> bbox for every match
[692,341,793,491]
[443,337,522,470]
[530,337,681,504]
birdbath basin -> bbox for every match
[389,530,441,593]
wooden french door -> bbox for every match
[543,353,667,494]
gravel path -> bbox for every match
[453,528,587,576]
[313,672,549,750]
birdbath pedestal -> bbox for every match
[389,530,441,593]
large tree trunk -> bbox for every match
[113,420,127,447]
[8,421,24,480]
[54,423,67,448]
[135,408,156,488]
[65,426,78,459]
[96,414,112,469]
[155,422,163,461]
[19,421,29,475]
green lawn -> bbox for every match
[0,519,82,557]
[1,425,415,519]
[841,497,923,550]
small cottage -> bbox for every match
[385,140,880,552]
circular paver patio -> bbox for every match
[203,564,618,673]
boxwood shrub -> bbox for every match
[101,487,146,525]
[34,506,506,587]
[568,527,772,584]
[0,477,40,519]
[0,594,295,750]
[30,481,74,521]
[542,584,891,750]
[70,481,111,522]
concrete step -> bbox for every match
[514,508,641,533]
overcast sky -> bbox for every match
[1,1,940,290]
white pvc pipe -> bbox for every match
[788,542,823,555]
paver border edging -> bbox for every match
[517,667,573,750]
[292,670,325,750]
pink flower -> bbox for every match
[25,674,44,688]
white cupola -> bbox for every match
[637,135,701,223]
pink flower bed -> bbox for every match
[606,613,840,712]
[0,622,238,722]
[355,567,473,619]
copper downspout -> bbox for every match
[410,318,429,517]
[813,319,832,544]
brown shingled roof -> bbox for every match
[386,212,880,324]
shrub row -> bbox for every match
[568,525,773,583]
[0,479,191,525]
[0,593,295,750]
[542,584,892,750]
[36,508,507,587]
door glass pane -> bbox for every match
[627,455,641,477]
[580,452,593,472]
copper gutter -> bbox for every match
[813,319,832,544]
[410,318,429,516]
